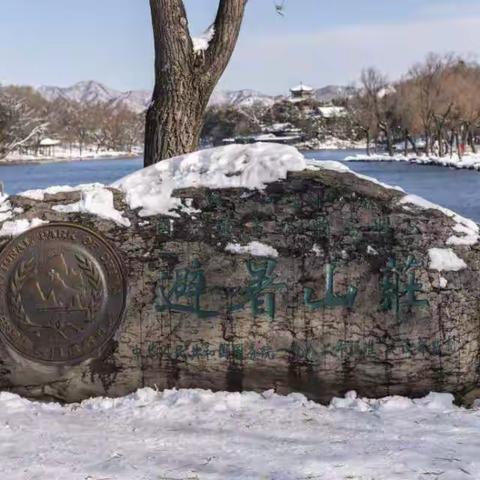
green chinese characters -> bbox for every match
[229,259,286,319]
[304,263,358,310]
[154,255,429,320]
[155,260,219,318]
[380,256,429,319]
[155,258,286,320]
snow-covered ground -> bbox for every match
[0,388,479,480]
[298,136,367,151]
[345,152,480,170]
[3,145,141,164]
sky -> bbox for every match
[1,0,480,94]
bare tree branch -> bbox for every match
[205,0,248,80]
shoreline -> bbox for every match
[344,152,480,171]
[0,152,142,166]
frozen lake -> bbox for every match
[1,150,480,221]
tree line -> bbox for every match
[2,52,479,161]
[0,86,144,159]
[351,53,480,157]
[202,53,480,158]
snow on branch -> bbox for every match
[192,25,215,54]
[0,90,48,159]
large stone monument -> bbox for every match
[0,144,478,404]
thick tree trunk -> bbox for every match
[145,0,247,167]
[145,83,211,163]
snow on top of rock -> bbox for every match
[428,248,467,272]
[20,183,105,201]
[446,223,479,246]
[0,196,41,236]
[225,241,279,258]
[18,184,130,228]
[306,159,405,193]
[399,194,479,246]
[0,198,13,223]
[0,218,48,237]
[52,185,130,227]
[113,143,306,217]
[192,25,215,53]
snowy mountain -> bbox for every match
[37,82,276,112]
[314,85,357,102]
[39,81,118,104]
[209,89,276,108]
[37,81,151,114]
[208,86,356,107]
[36,81,355,113]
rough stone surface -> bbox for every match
[0,168,479,404]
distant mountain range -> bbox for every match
[313,85,357,103]
[209,89,277,108]
[35,80,356,113]
[37,81,151,114]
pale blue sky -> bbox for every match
[1,0,480,94]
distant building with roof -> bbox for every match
[18,137,61,157]
[290,83,314,100]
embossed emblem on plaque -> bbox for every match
[0,223,127,364]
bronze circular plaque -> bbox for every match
[0,223,127,365]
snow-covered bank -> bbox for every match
[3,146,141,164]
[298,136,367,151]
[345,152,480,170]
[0,388,479,480]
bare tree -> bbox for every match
[449,62,480,155]
[406,54,457,156]
[0,89,48,159]
[359,68,397,156]
[144,0,248,166]
[393,80,422,156]
[349,91,378,156]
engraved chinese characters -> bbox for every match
[0,224,126,364]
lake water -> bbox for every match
[1,150,480,222]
